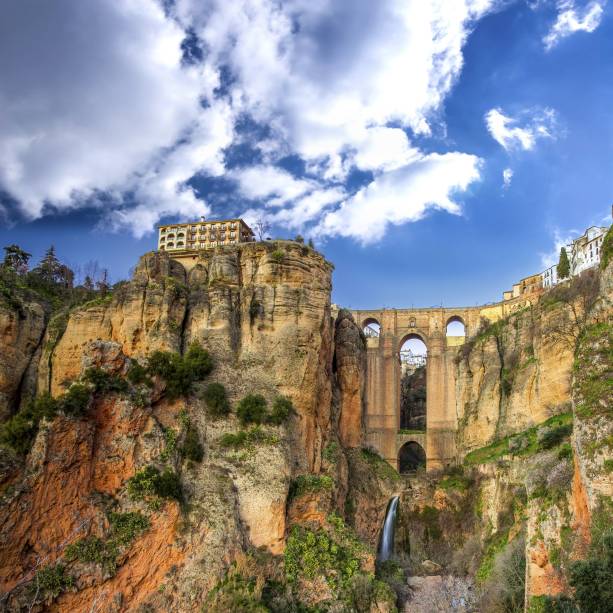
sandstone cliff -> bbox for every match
[0,243,396,612]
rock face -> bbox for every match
[0,243,381,612]
[0,298,47,420]
[455,297,577,453]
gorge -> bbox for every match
[0,236,611,612]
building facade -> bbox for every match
[158,218,255,252]
[504,222,609,300]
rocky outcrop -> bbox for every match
[0,298,47,420]
[334,309,367,449]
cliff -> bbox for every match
[0,243,396,612]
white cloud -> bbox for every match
[544,1,605,51]
[540,229,575,268]
[315,152,482,243]
[1,0,502,240]
[485,107,558,151]
[502,167,514,188]
[0,0,230,230]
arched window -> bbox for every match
[446,316,466,337]
[363,318,381,338]
[398,441,426,472]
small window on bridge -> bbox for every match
[446,317,466,337]
[363,318,381,338]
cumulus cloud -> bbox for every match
[315,152,482,243]
[543,1,605,50]
[1,0,501,240]
[0,0,230,228]
[485,107,558,151]
[502,168,514,188]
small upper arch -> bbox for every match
[445,315,466,337]
[362,317,381,338]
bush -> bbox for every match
[236,394,268,425]
[218,426,278,450]
[82,367,129,395]
[127,465,183,502]
[126,361,152,387]
[108,511,150,546]
[147,342,213,400]
[202,382,231,417]
[31,564,74,599]
[65,536,118,574]
[0,393,62,455]
[479,534,526,612]
[538,424,573,450]
[180,425,204,462]
[284,525,360,592]
[271,249,285,263]
[60,384,91,416]
[267,396,293,425]
[288,474,333,501]
[569,532,613,612]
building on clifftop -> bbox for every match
[158,218,255,252]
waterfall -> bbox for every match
[377,495,400,563]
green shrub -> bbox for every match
[271,249,285,263]
[218,426,278,449]
[180,425,204,462]
[288,474,333,501]
[31,564,74,598]
[569,532,613,612]
[127,465,183,502]
[360,447,400,482]
[538,424,573,450]
[267,396,293,425]
[0,393,61,455]
[236,394,268,425]
[323,441,340,463]
[65,536,118,574]
[284,525,360,592]
[108,511,150,546]
[600,226,613,270]
[126,361,152,386]
[60,384,91,416]
[82,367,129,395]
[147,342,213,400]
[202,382,231,417]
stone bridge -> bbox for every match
[349,299,531,472]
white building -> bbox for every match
[540,225,608,290]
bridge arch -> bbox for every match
[445,315,466,337]
[398,441,426,473]
[362,317,381,338]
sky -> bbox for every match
[1,0,612,309]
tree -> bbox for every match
[96,269,110,296]
[253,217,271,241]
[2,244,31,275]
[294,235,304,244]
[83,276,94,291]
[557,247,570,280]
[308,238,315,249]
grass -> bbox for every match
[217,426,279,450]
[464,413,573,466]
[360,447,400,482]
[288,474,334,501]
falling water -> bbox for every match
[377,495,400,563]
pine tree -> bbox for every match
[557,247,570,280]
[2,244,31,275]
[35,246,61,284]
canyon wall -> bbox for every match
[0,243,396,612]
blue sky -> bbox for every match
[1,0,611,308]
